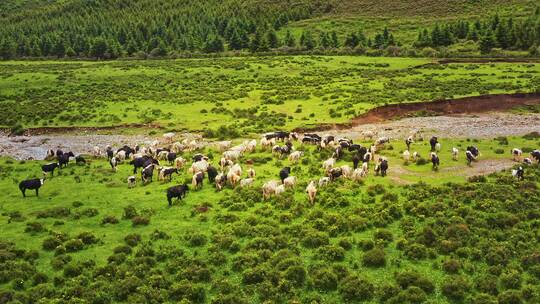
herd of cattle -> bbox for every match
[18,131,540,206]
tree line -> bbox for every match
[414,8,540,54]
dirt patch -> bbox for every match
[352,93,540,125]
[0,123,164,136]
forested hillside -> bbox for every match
[0,0,539,59]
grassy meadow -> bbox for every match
[1,56,539,136]
[1,133,539,303]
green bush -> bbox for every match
[442,259,461,274]
[395,270,435,294]
[301,231,329,248]
[64,239,84,252]
[24,222,45,234]
[362,247,386,267]
[310,267,338,291]
[63,263,83,278]
[497,290,522,304]
[101,215,119,224]
[316,245,345,261]
[339,275,374,301]
[124,233,142,247]
[442,275,471,301]
[42,237,62,251]
[77,232,98,245]
[185,232,207,247]
[122,206,138,219]
[500,270,522,290]
[132,216,150,226]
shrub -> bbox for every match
[169,280,206,303]
[31,272,48,286]
[42,237,62,251]
[101,215,119,225]
[404,243,428,260]
[241,267,266,285]
[395,271,435,293]
[301,231,329,248]
[63,263,83,278]
[338,238,353,250]
[468,293,498,304]
[442,259,461,274]
[132,216,150,226]
[151,229,170,240]
[310,268,338,291]
[81,208,99,217]
[9,123,25,136]
[373,229,393,245]
[35,207,70,219]
[283,265,306,287]
[77,232,98,245]
[124,233,142,247]
[316,245,345,261]
[442,276,471,301]
[51,255,71,270]
[395,286,427,303]
[497,290,522,304]
[363,247,386,267]
[500,270,522,290]
[24,222,45,234]
[64,239,84,252]
[185,232,207,247]
[475,274,499,295]
[378,284,400,302]
[494,148,505,154]
[339,275,374,301]
[122,206,138,219]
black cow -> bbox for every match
[467,146,479,157]
[429,137,438,152]
[405,137,413,151]
[193,172,204,189]
[304,133,321,140]
[142,164,155,184]
[118,145,135,158]
[352,154,361,170]
[56,149,64,157]
[323,136,335,145]
[215,174,227,191]
[379,159,388,177]
[75,155,86,165]
[57,152,74,168]
[302,136,321,145]
[465,151,475,165]
[110,156,120,171]
[207,165,218,183]
[348,144,362,152]
[516,166,524,180]
[41,163,59,176]
[275,131,290,141]
[130,156,159,174]
[431,153,440,170]
[329,167,342,181]
[279,167,291,183]
[167,184,189,207]
[167,152,177,165]
[106,147,114,161]
[19,178,44,197]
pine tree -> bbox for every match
[344,33,359,48]
[249,31,262,52]
[90,37,108,59]
[319,32,330,49]
[479,30,496,54]
[266,30,279,49]
[284,30,296,47]
[229,30,243,50]
[0,39,16,60]
[495,23,509,49]
[330,31,339,48]
[300,30,315,50]
[431,25,442,46]
[53,39,66,58]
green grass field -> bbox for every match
[1,56,539,135]
[1,134,539,303]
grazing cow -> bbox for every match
[75,155,86,165]
[429,137,438,152]
[157,150,169,161]
[174,157,186,169]
[130,156,159,174]
[304,133,322,141]
[329,168,343,181]
[262,180,280,199]
[362,130,375,140]
[348,144,362,153]
[116,150,127,162]
[192,172,204,189]
[127,176,136,188]
[274,184,286,196]
[334,146,344,160]
[512,148,522,162]
[227,171,241,187]
[163,132,175,143]
[247,167,256,179]
[435,143,441,152]
[56,149,64,157]
[228,164,242,177]
[377,158,389,177]
[523,158,533,165]
[260,137,276,150]
[363,152,372,163]
[19,178,44,197]
[223,150,241,161]
[430,152,440,170]
[403,150,411,162]
[215,173,227,190]
[322,157,336,173]
[361,162,369,177]
[106,147,114,161]
[159,167,178,181]
[172,142,185,153]
[288,151,303,163]
[275,131,290,141]
[405,136,414,151]
[118,145,135,158]
[240,178,254,188]
[323,135,335,146]
[512,166,524,180]
[375,137,390,147]
[219,157,234,170]
[246,140,257,153]
[207,165,218,183]
[306,181,317,204]
[302,135,321,145]
[283,176,297,188]
[465,151,475,166]
[318,177,330,187]
[352,168,364,181]
[273,142,293,158]
[452,147,459,161]
[141,164,155,184]
[190,159,209,174]
[110,157,120,172]
[341,165,353,179]
[41,163,59,176]
[57,152,74,168]
[165,152,177,165]
[279,167,291,183]
[167,184,189,207]
[531,150,540,163]
[352,154,361,170]
[217,141,232,152]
